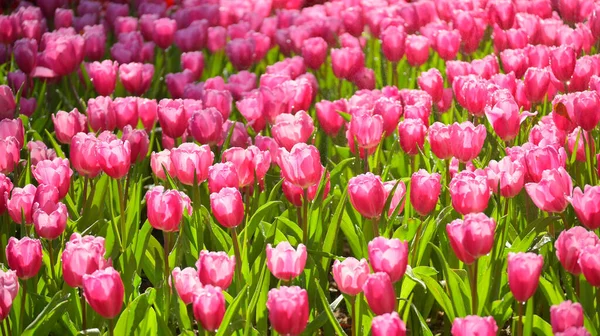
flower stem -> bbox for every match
[517,301,524,336]
[20,280,26,333]
[163,231,171,326]
[47,241,57,290]
[411,218,424,265]
[371,218,379,238]
[117,179,127,250]
[108,318,114,336]
[80,288,87,335]
[469,261,478,315]
[350,295,357,336]
[363,150,369,173]
[231,227,243,288]
[302,188,309,245]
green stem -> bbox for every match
[560,211,569,230]
[117,179,127,250]
[20,280,26,334]
[108,318,114,336]
[350,296,357,336]
[163,231,171,326]
[363,150,369,173]
[469,261,478,315]
[81,288,87,335]
[47,241,57,291]
[411,218,424,265]
[596,288,600,324]
[4,317,11,336]
[517,301,524,336]
[371,218,379,238]
[231,227,243,289]
[302,189,309,245]
[1,318,6,336]
[81,177,89,214]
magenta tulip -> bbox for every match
[266,241,307,281]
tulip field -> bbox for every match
[4,0,600,335]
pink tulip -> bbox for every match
[491,157,526,198]
[554,327,591,336]
[266,286,309,336]
[196,250,235,289]
[82,267,124,319]
[86,60,118,96]
[221,120,252,148]
[579,245,600,287]
[0,269,18,304]
[6,237,42,280]
[524,145,567,183]
[175,21,207,52]
[0,174,13,215]
[158,99,187,139]
[96,140,131,179]
[485,98,534,141]
[207,162,239,194]
[181,52,204,80]
[221,146,270,188]
[165,70,195,99]
[371,312,407,336]
[146,186,191,232]
[555,227,600,275]
[32,201,67,240]
[551,301,584,333]
[112,97,138,131]
[348,112,384,154]
[87,96,115,132]
[207,26,227,53]
[398,118,426,156]
[405,35,430,67]
[550,46,577,82]
[331,47,365,80]
[507,252,544,302]
[447,213,496,264]
[348,173,386,219]
[121,126,149,163]
[373,97,403,136]
[171,267,202,305]
[119,63,154,96]
[38,33,84,77]
[266,241,307,281]
[282,168,330,207]
[418,69,443,103]
[210,187,244,228]
[271,111,314,151]
[137,98,157,132]
[70,133,101,178]
[450,122,486,162]
[350,67,376,90]
[0,119,23,148]
[410,170,441,216]
[5,184,36,225]
[449,171,491,215]
[19,97,36,117]
[152,18,176,49]
[0,136,19,174]
[489,0,515,29]
[193,285,225,332]
[32,158,73,199]
[381,26,406,63]
[301,37,327,70]
[225,38,255,71]
[61,233,109,288]
[150,149,174,180]
[525,167,572,213]
[571,186,600,230]
[13,38,37,75]
[315,100,345,136]
[170,143,214,186]
[435,30,461,61]
[451,316,498,336]
[332,258,370,296]
[368,237,408,283]
[54,8,73,29]
[203,89,232,120]
[83,25,106,61]
[383,180,406,217]
[573,91,600,132]
[53,108,87,144]
[428,122,452,160]
[363,272,396,315]
[523,67,550,104]
[278,143,322,189]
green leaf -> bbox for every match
[430,244,469,317]
[44,129,65,158]
[22,291,71,336]
[240,201,281,242]
[321,189,348,271]
[215,285,248,336]
[314,279,348,336]
[420,274,456,322]
[114,288,157,336]
[407,301,434,336]
[303,294,345,335]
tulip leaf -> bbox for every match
[22,290,71,336]
[240,201,281,243]
[303,293,345,335]
[430,244,469,317]
[420,274,456,322]
[314,278,348,336]
[321,188,348,271]
[114,288,157,336]
[215,285,248,336]
[407,300,434,336]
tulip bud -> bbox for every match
[266,286,309,335]
[119,63,154,96]
[87,96,115,132]
[171,267,202,305]
[5,184,37,225]
[54,8,73,29]
[449,171,491,215]
[86,60,118,96]
[578,245,600,287]
[332,258,370,296]
[551,301,584,333]
[272,111,315,151]
[555,227,600,275]
[363,272,396,315]
[193,285,225,332]
[368,237,408,282]
[32,201,67,240]
[6,237,42,279]
[435,30,461,61]
[550,46,577,82]
[13,38,37,74]
[278,144,322,189]
[70,133,101,178]
[61,233,109,288]
[226,38,255,71]
[525,167,572,213]
[507,252,543,302]
[451,316,498,336]
[82,267,124,319]
[301,37,327,70]
[196,250,235,289]
[371,312,407,336]
[210,187,244,228]
[398,118,427,156]
[348,173,386,219]
[418,68,443,103]
[146,186,191,232]
[381,26,406,63]
[266,241,307,281]
[405,35,430,67]
[152,18,176,49]
[331,47,365,80]
[449,122,486,163]
[32,158,73,199]
[53,108,88,144]
[170,143,214,185]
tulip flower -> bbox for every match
[121,126,149,163]
[551,301,584,333]
[119,63,154,96]
[6,237,42,279]
[363,272,396,315]
[171,267,202,305]
[226,38,255,71]
[82,267,124,319]
[301,37,327,70]
[331,47,365,80]
[152,18,176,49]
[53,108,88,144]
[32,158,73,199]
[87,96,116,132]
[70,133,101,179]
[0,269,18,303]
[13,38,37,75]
[207,163,239,194]
[371,312,407,336]
[524,145,567,183]
[485,98,535,142]
[578,245,600,287]
[348,173,386,220]
[447,213,496,264]
[554,327,591,336]
[573,91,600,132]
[96,140,131,180]
[278,144,322,189]
[405,35,430,67]
[0,174,13,215]
[170,143,214,186]
[207,26,227,53]
[271,111,314,151]
[112,97,138,131]
[381,26,406,63]
[33,184,59,214]
[5,184,37,224]
[550,46,577,82]
[555,227,600,275]
[62,233,109,288]
[451,316,498,336]
[410,170,442,216]
[32,202,67,240]
[146,186,192,232]
[193,285,226,332]
[332,258,370,296]
[449,171,491,215]
[428,122,452,160]
[525,167,572,213]
[418,69,444,103]
[210,187,244,228]
[571,186,600,230]
[266,241,307,281]
[398,118,427,155]
[196,251,235,289]
[266,286,309,336]
[86,60,118,96]
[507,252,544,302]
[157,99,187,139]
[221,146,270,188]
[435,30,461,61]
[368,237,408,282]
[450,122,486,162]
[490,157,526,198]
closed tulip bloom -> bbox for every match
[188,108,223,147]
[398,118,427,156]
[405,34,430,67]
[225,38,255,71]
[435,30,461,61]
[175,22,207,52]
[53,108,87,144]
[6,237,42,280]
[349,112,384,152]
[38,34,84,77]
[71,133,101,178]
[348,173,386,219]
[301,37,327,70]
[507,252,544,302]
[87,96,116,132]
[332,258,370,296]
[550,46,577,82]
[170,143,214,185]
[368,237,409,283]
[0,269,18,302]
[86,60,118,96]
[451,316,498,336]
[551,301,584,333]
[0,174,13,215]
[573,91,600,132]
[524,145,567,183]
[578,245,600,287]
[203,89,232,120]
[181,52,204,80]
[13,38,37,74]
[33,184,59,215]
[556,227,600,275]
[193,285,225,332]
[381,26,406,63]
[410,170,441,216]
[54,8,73,29]
[32,158,73,199]
[267,286,309,336]
[525,167,572,213]
[146,186,191,232]
[383,180,406,217]
[19,97,36,117]
[112,97,138,130]
[196,251,235,289]
[150,149,174,180]
[61,233,109,288]
[485,98,534,142]
[119,63,154,96]
[157,99,187,139]
[208,163,239,194]
[96,140,131,179]
[428,122,452,160]
[82,267,124,319]
[152,18,176,49]
[114,16,138,36]
[5,184,36,224]
[121,126,149,163]
[165,70,195,99]
[207,26,227,53]
[351,67,376,90]
[331,47,365,80]
[171,267,202,305]
[450,122,486,162]
[137,98,157,131]
[221,120,252,149]
[447,213,496,263]
[449,171,491,215]
[0,136,19,175]
[571,186,600,230]
[523,67,550,104]
[210,187,244,228]
[372,312,407,336]
[0,119,24,148]
[278,144,322,189]
[492,157,526,198]
[32,202,67,240]
[554,327,591,336]
[363,272,396,315]
[418,69,443,103]
[271,111,314,151]
[266,242,307,281]
[83,26,106,61]
[315,100,345,136]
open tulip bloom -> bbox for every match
[2,1,600,335]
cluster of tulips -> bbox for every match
[3,0,600,335]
